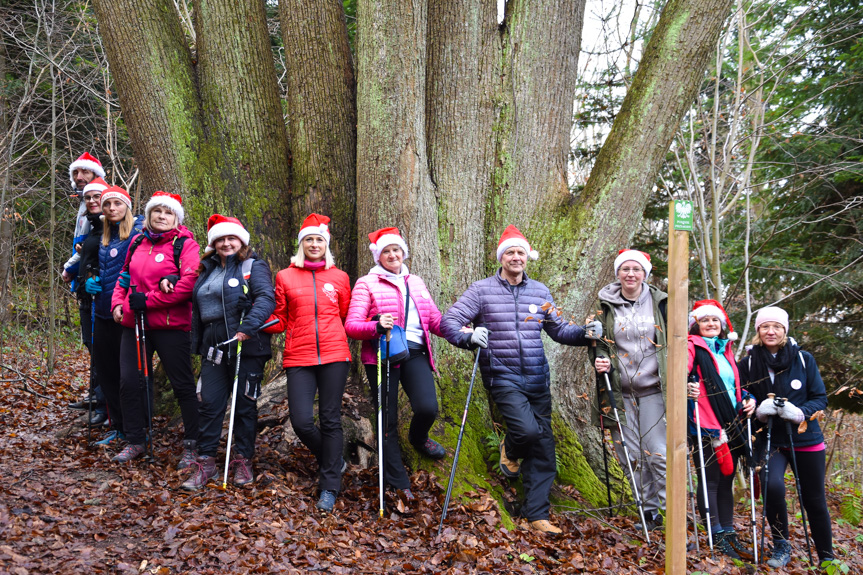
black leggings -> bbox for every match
[691,437,738,534]
[764,448,833,561]
[364,346,438,490]
[93,316,124,431]
[286,362,349,492]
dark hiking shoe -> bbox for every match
[714,531,742,560]
[69,397,96,410]
[182,456,217,491]
[316,490,337,513]
[341,458,348,474]
[724,530,754,561]
[499,440,520,478]
[635,512,663,532]
[767,539,792,568]
[87,411,108,427]
[415,438,446,460]
[94,430,124,446]
[177,440,197,470]
[230,456,254,486]
[112,443,145,463]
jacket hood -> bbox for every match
[369,263,409,277]
[598,281,652,306]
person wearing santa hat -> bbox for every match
[110,191,201,465]
[738,307,833,568]
[261,214,351,509]
[345,226,447,504]
[62,153,106,284]
[589,249,668,532]
[441,225,603,535]
[687,299,756,558]
[183,214,275,491]
[84,186,144,442]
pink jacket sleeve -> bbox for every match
[345,277,379,341]
[110,246,135,312]
[145,238,201,310]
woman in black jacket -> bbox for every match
[738,306,833,568]
[183,215,275,491]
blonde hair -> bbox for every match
[291,244,335,269]
[750,331,788,349]
[102,210,135,246]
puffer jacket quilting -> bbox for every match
[344,271,443,370]
[191,252,276,359]
[95,214,144,319]
[111,225,200,331]
[440,270,588,392]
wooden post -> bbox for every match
[666,201,690,573]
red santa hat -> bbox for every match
[613,249,652,276]
[368,227,409,263]
[145,191,185,225]
[205,214,250,255]
[297,213,331,245]
[100,185,132,211]
[689,299,738,341]
[496,225,538,262]
[82,177,108,195]
[69,152,106,187]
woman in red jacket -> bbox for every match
[110,192,200,464]
[263,214,351,513]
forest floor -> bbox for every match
[1,334,861,574]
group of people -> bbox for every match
[592,250,834,567]
[62,153,836,560]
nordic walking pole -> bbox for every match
[376,334,385,518]
[691,375,714,555]
[221,288,248,490]
[760,395,775,563]
[598,352,650,543]
[596,376,613,516]
[781,397,814,566]
[87,291,96,446]
[747,416,758,564]
[687,453,700,555]
[437,352,481,537]
[131,285,153,460]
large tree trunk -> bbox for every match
[280,0,357,277]
[194,0,292,266]
[92,0,204,198]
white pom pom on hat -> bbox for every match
[496,225,538,262]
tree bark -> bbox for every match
[280,0,357,277]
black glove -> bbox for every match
[160,274,180,288]
[129,291,148,312]
[238,293,253,314]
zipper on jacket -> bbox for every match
[312,270,321,365]
[221,265,231,361]
[513,285,524,385]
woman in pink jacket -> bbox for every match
[110,192,200,465]
[345,227,445,499]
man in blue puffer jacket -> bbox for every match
[442,225,602,535]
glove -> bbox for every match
[160,274,179,289]
[84,276,102,294]
[118,271,131,289]
[755,398,779,422]
[584,320,603,340]
[470,327,489,349]
[238,293,253,314]
[129,291,148,312]
[714,442,734,476]
[777,400,805,424]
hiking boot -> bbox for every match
[724,530,754,561]
[635,512,663,532]
[69,397,96,410]
[112,443,145,463]
[415,438,446,460]
[181,456,217,491]
[231,456,254,486]
[499,440,520,478]
[767,539,792,568]
[177,440,197,470]
[316,490,337,513]
[87,411,108,427]
[94,430,124,446]
[714,531,742,560]
[529,520,563,535]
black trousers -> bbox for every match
[690,437,738,534]
[286,362,349,492]
[92,316,124,430]
[119,327,198,446]
[197,355,268,461]
[365,347,438,490]
[765,448,833,561]
[488,385,557,522]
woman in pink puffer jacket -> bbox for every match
[345,227,445,498]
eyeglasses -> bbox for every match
[619,267,644,275]
[83,195,102,202]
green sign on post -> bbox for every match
[673,200,694,231]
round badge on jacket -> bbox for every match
[155,253,165,263]
[324,283,334,292]
[529,304,538,314]
[421,290,430,299]
[790,379,803,390]
[228,278,239,288]
[109,248,118,258]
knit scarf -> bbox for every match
[745,341,799,401]
[303,260,326,271]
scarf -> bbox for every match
[745,341,799,402]
[303,260,326,271]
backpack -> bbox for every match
[127,233,188,273]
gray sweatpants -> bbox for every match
[610,392,667,516]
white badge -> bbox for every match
[421,290,430,300]
[228,278,240,288]
[155,253,165,263]
[109,248,118,258]
[323,283,334,292]
[790,379,802,390]
[529,304,538,314]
